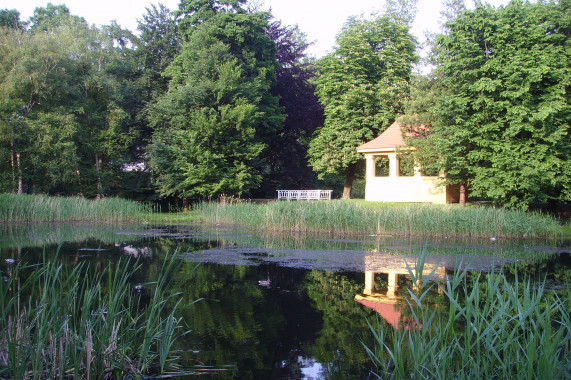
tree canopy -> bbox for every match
[308,13,417,198]
[0,0,568,210]
[414,0,570,209]
[0,5,138,197]
[263,21,324,194]
[147,0,284,199]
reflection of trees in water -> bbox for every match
[502,253,570,287]
[170,263,323,379]
[465,255,571,322]
[304,270,379,378]
[3,224,567,377]
[0,223,136,249]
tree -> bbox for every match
[135,3,181,100]
[102,4,183,201]
[176,0,247,31]
[385,0,418,25]
[0,7,137,197]
[308,14,417,198]
[148,1,284,200]
[440,0,466,24]
[427,0,570,209]
[0,23,83,194]
[0,26,25,193]
[0,9,26,30]
[28,3,85,33]
[262,20,323,194]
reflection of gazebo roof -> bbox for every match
[355,294,401,328]
[355,294,417,330]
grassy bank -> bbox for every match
[195,200,564,239]
[0,193,149,223]
[0,251,197,378]
[366,257,571,379]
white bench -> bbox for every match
[276,190,332,200]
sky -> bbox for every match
[3,0,512,58]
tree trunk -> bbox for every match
[77,170,83,197]
[182,197,189,213]
[95,153,103,200]
[16,152,22,194]
[342,162,357,200]
[459,183,467,206]
[10,140,15,193]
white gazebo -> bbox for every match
[356,122,460,204]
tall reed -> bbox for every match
[0,193,150,223]
[365,253,571,379]
[0,250,198,378]
[196,200,562,238]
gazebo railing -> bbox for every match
[276,190,332,200]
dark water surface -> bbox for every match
[1,223,569,379]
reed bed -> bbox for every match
[195,200,562,239]
[0,250,199,378]
[365,255,571,379]
[0,193,149,223]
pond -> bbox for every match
[1,223,569,379]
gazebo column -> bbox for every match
[366,154,375,179]
[387,271,398,298]
[364,270,375,295]
[388,153,398,177]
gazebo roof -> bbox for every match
[356,121,407,152]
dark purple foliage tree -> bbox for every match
[261,20,324,194]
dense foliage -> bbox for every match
[0,7,135,198]
[0,1,322,203]
[263,21,324,194]
[148,1,284,199]
[408,0,570,209]
[0,0,568,209]
[308,12,417,198]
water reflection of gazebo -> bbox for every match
[355,255,446,329]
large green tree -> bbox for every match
[148,0,284,201]
[308,13,417,198]
[0,6,136,197]
[428,0,570,209]
[0,8,26,29]
[0,19,83,194]
[135,3,181,102]
[103,4,182,201]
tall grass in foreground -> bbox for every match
[0,250,200,378]
[0,193,150,222]
[365,254,571,379]
[196,200,562,238]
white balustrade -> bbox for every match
[276,190,332,200]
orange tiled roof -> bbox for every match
[356,121,406,151]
